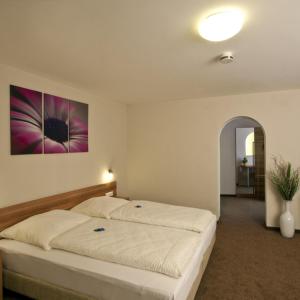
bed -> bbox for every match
[0,182,216,300]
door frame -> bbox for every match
[219,116,267,225]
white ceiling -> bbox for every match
[1,0,300,103]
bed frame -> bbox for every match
[0,181,215,300]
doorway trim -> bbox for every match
[218,116,267,225]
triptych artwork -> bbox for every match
[10,85,88,155]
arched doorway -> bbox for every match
[219,116,266,225]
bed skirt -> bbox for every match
[3,270,93,300]
[1,234,216,300]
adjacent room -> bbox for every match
[0,1,300,299]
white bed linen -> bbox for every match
[51,218,202,278]
[0,209,90,250]
[111,200,215,233]
[71,196,129,219]
[0,219,216,300]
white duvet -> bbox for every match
[111,200,215,233]
[51,218,201,278]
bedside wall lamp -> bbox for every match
[103,169,114,183]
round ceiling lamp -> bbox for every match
[198,9,245,42]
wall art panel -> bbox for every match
[10,85,43,155]
[69,100,89,153]
[44,94,69,153]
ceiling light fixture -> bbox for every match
[198,9,244,42]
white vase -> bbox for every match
[280,201,295,238]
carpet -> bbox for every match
[196,197,300,300]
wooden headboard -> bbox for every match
[0,181,117,231]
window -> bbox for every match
[245,132,254,156]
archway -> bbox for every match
[219,116,266,225]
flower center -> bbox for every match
[44,118,68,143]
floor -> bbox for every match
[236,185,254,195]
[3,290,30,300]
[196,197,300,300]
[4,197,300,300]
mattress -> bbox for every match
[0,218,216,300]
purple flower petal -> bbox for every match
[69,100,88,153]
[44,138,68,153]
[10,85,43,155]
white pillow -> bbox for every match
[71,196,129,219]
[0,209,90,250]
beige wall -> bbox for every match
[128,89,300,229]
[0,65,127,208]
[3,63,300,230]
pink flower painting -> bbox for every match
[10,86,88,155]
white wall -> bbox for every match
[128,90,300,229]
[220,119,258,195]
[0,64,127,208]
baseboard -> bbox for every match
[236,193,255,198]
[266,225,300,233]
